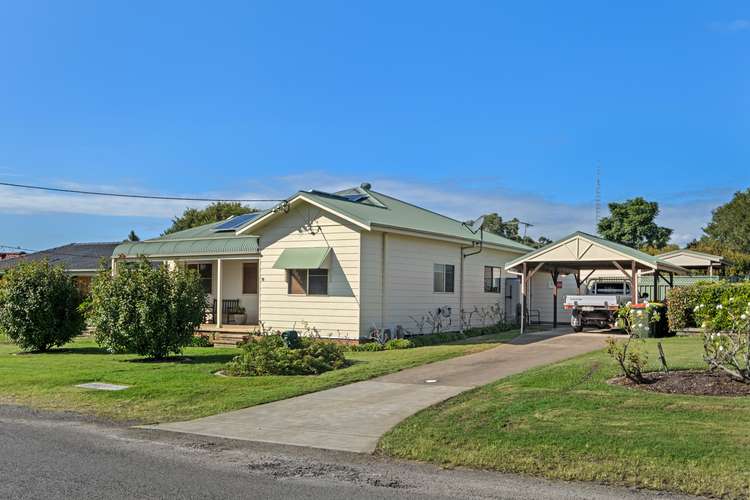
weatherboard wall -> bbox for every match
[257,203,361,339]
[359,232,521,335]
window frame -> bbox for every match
[242,262,258,295]
[287,268,329,296]
[433,263,455,293]
[484,266,502,293]
[187,263,213,294]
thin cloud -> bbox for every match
[0,173,731,247]
[709,19,750,32]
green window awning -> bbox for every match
[272,247,332,269]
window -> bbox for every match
[288,268,328,295]
[484,266,502,293]
[308,269,328,295]
[187,263,212,294]
[594,281,631,295]
[433,263,455,293]
[73,276,92,296]
[242,262,258,294]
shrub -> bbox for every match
[697,288,750,382]
[384,339,414,350]
[349,341,385,352]
[693,282,750,332]
[190,335,214,348]
[666,285,702,330]
[666,281,734,331]
[409,331,466,346]
[226,335,348,376]
[88,258,205,359]
[0,260,84,351]
[606,337,649,383]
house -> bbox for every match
[112,183,532,343]
[0,242,119,295]
[654,249,725,276]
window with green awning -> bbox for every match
[272,247,332,269]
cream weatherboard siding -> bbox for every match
[527,273,579,324]
[359,230,384,335]
[256,204,361,339]
[359,232,523,336]
[461,247,519,326]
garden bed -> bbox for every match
[612,369,750,396]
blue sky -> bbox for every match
[0,1,748,249]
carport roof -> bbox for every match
[505,231,686,275]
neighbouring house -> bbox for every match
[0,242,119,295]
[654,249,725,276]
[112,183,532,344]
[0,251,25,260]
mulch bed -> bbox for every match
[612,370,750,396]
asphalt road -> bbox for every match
[0,405,693,500]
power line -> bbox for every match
[0,244,115,261]
[0,181,285,203]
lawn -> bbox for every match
[378,336,750,498]
[0,330,518,423]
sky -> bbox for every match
[0,1,748,250]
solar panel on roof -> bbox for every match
[212,212,261,232]
[340,194,368,202]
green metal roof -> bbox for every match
[272,247,331,269]
[505,231,686,273]
[112,185,533,259]
[291,187,532,253]
[113,235,259,258]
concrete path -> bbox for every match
[145,329,609,453]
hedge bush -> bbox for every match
[88,259,205,359]
[384,339,414,350]
[349,341,385,352]
[667,282,750,332]
[226,335,348,376]
[0,260,84,351]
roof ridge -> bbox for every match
[369,189,530,249]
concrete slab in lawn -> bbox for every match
[76,382,130,391]
[144,329,610,453]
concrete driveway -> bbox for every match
[145,329,609,453]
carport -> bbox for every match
[505,232,686,333]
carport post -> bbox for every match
[631,260,638,304]
[520,262,527,335]
[652,270,659,302]
[551,269,559,329]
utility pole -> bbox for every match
[518,220,534,238]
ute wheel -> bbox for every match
[573,325,583,333]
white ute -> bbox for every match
[564,280,632,332]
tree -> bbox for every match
[640,243,679,256]
[88,259,205,359]
[536,236,554,248]
[0,260,84,351]
[597,197,673,248]
[163,202,257,235]
[127,230,140,241]
[702,189,750,253]
[477,213,551,248]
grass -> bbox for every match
[378,336,750,498]
[0,330,518,423]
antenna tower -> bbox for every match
[595,164,602,225]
